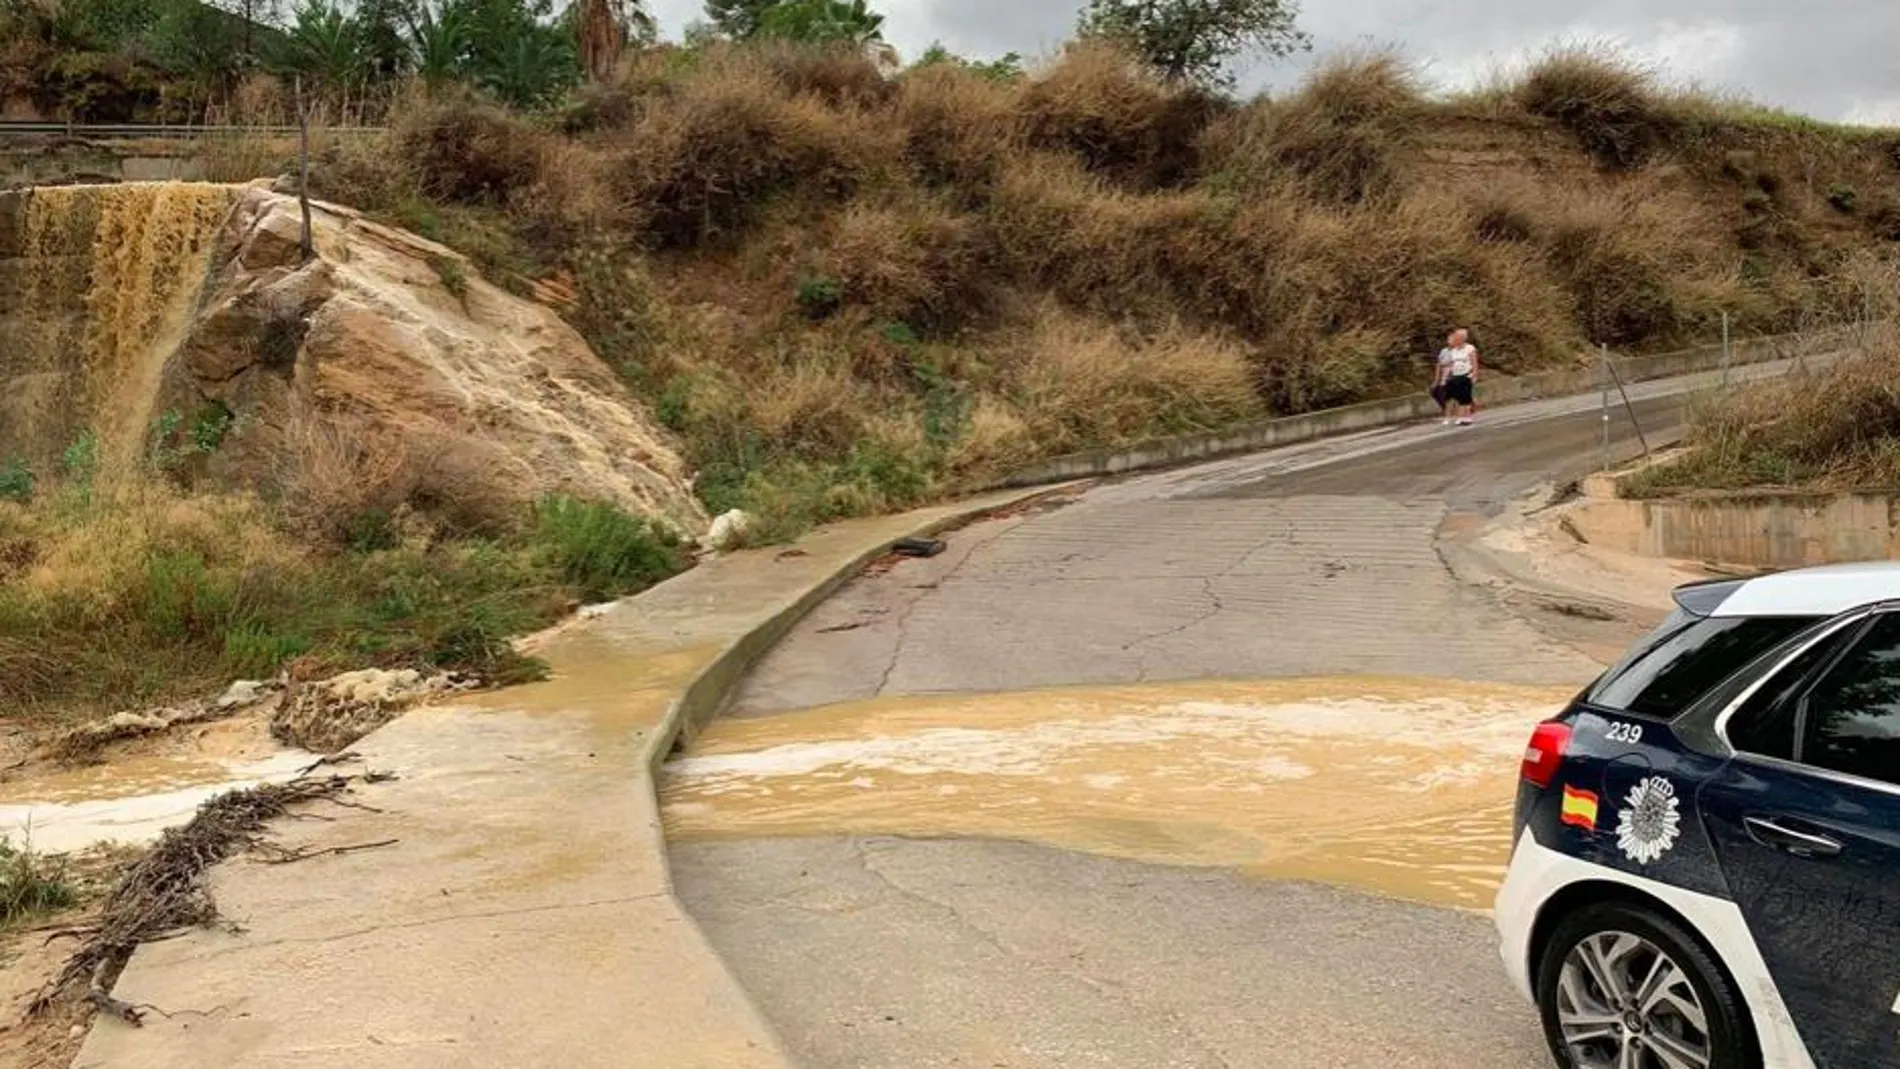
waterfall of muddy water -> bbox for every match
[0,183,234,472]
[663,676,1578,911]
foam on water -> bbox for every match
[662,676,1577,910]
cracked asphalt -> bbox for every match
[671,378,1758,1068]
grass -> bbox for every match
[295,38,1896,543]
[0,466,690,720]
[0,839,76,928]
[1623,320,1900,498]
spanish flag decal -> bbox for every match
[1561,785,1600,831]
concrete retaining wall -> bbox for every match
[984,325,1857,489]
[1569,489,1900,571]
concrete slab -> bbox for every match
[74,489,1047,1069]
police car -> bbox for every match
[1496,562,1900,1069]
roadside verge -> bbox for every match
[75,486,1058,1069]
[982,325,1854,489]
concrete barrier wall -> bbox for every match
[983,325,1858,490]
[1568,491,1900,570]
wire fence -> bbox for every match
[1589,307,1886,472]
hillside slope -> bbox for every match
[306,43,1900,537]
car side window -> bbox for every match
[1796,614,1900,785]
[1727,628,1853,761]
[1589,615,1818,718]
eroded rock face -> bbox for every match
[179,186,707,534]
[2,181,705,535]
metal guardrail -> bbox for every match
[0,121,385,139]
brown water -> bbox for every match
[663,676,1576,910]
[2,182,234,470]
[0,748,316,854]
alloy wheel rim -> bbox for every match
[1557,930,1713,1069]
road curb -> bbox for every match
[627,483,1074,1064]
[641,484,1075,776]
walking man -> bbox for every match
[1435,328,1480,426]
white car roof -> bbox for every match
[1708,561,1900,618]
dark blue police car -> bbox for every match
[1496,562,1900,1069]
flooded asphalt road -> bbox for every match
[666,379,1738,1068]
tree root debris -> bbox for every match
[29,772,382,1025]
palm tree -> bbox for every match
[278,0,367,108]
[404,2,472,89]
[755,0,888,49]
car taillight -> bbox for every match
[1521,721,1572,788]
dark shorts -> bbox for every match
[1445,375,1474,406]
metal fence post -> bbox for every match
[1720,311,1731,386]
[1600,344,1612,473]
[1603,343,1651,459]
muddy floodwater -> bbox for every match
[0,750,315,854]
[662,676,1578,910]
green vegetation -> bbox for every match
[0,839,76,927]
[1624,327,1900,498]
[0,432,690,718]
[290,38,1898,543]
[14,4,1900,720]
[1077,0,1309,87]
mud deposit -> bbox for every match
[664,676,1577,909]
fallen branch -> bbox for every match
[296,751,362,776]
[30,774,361,1019]
[255,839,398,865]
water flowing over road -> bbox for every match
[663,384,1724,1068]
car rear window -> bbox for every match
[1587,614,1820,719]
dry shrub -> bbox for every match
[744,359,874,459]
[946,395,1035,475]
[230,73,291,125]
[395,94,547,206]
[621,56,894,247]
[1628,325,1900,494]
[1537,182,1732,345]
[514,139,631,247]
[274,418,421,543]
[1203,49,1423,202]
[1020,41,1225,189]
[1517,45,1677,170]
[894,63,1022,188]
[755,40,894,107]
[824,193,992,328]
[17,482,299,615]
[197,130,297,183]
[990,153,1216,317]
[1011,309,1258,451]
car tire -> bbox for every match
[1536,899,1759,1069]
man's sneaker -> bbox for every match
[1455,417,1473,426]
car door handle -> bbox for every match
[1744,816,1843,858]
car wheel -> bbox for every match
[1535,900,1758,1069]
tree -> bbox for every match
[354,0,418,83]
[572,0,654,82]
[702,0,774,39]
[1075,0,1309,87]
[755,0,884,46]
[143,0,249,106]
[276,0,366,101]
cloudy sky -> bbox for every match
[643,0,1900,125]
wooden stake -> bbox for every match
[296,75,314,264]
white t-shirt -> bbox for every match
[1438,344,1476,377]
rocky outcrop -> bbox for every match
[0,181,706,535]
[178,185,707,534]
